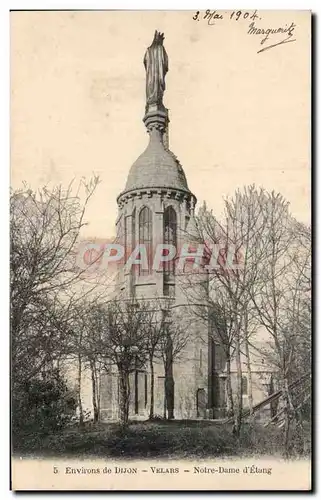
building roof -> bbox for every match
[185,213,200,240]
[123,130,191,195]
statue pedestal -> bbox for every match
[143,104,169,132]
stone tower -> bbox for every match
[101,32,211,420]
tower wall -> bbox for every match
[100,32,212,421]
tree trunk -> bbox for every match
[269,375,278,420]
[282,375,304,456]
[77,352,84,426]
[164,336,174,420]
[226,356,234,418]
[244,334,254,418]
[233,330,243,437]
[283,395,291,458]
[165,377,175,420]
[90,359,99,423]
[149,358,154,420]
[119,370,130,426]
[96,362,101,420]
[280,374,294,456]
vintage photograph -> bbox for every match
[10,10,311,490]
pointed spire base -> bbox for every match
[143,103,169,134]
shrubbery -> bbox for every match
[12,368,77,446]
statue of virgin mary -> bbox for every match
[143,31,168,107]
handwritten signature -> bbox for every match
[192,11,297,54]
[248,21,296,53]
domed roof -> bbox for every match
[123,130,190,195]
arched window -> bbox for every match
[124,208,136,294]
[125,208,136,263]
[164,206,177,296]
[139,206,152,275]
[124,208,136,271]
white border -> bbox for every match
[2,1,318,499]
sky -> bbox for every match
[11,10,311,239]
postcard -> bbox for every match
[11,10,311,491]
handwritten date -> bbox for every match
[193,10,260,26]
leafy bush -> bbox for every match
[12,368,77,445]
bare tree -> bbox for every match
[88,357,102,424]
[285,222,311,382]
[242,309,253,418]
[208,291,236,417]
[247,194,311,453]
[74,319,85,426]
[196,186,268,435]
[11,178,100,389]
[158,306,191,420]
[84,299,150,426]
[67,300,103,425]
[140,301,166,420]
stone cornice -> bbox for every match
[117,186,197,208]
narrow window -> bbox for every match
[163,206,177,296]
[139,206,152,275]
[125,208,136,266]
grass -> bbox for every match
[12,419,311,459]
